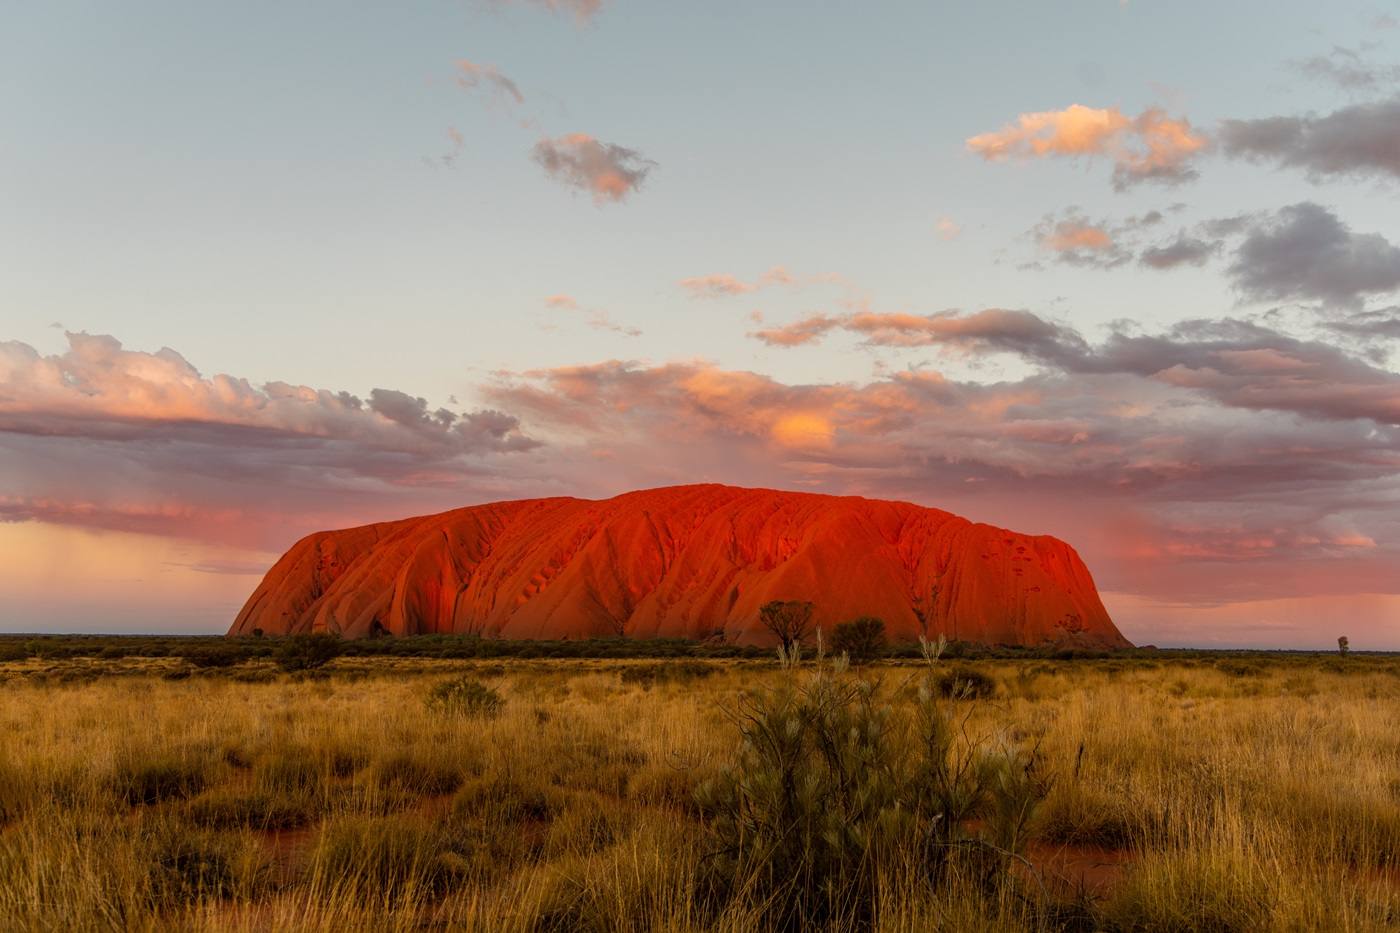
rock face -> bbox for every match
[229,484,1130,648]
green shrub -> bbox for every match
[311,816,470,899]
[1215,659,1265,678]
[187,647,242,669]
[254,748,321,795]
[426,676,504,718]
[618,661,716,687]
[0,758,27,825]
[830,617,887,663]
[185,788,314,830]
[452,774,558,825]
[274,633,342,672]
[370,753,464,797]
[936,666,997,699]
[111,752,216,806]
[146,824,262,904]
[695,652,1047,929]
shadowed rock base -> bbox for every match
[228,484,1130,648]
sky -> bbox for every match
[2,1,1399,648]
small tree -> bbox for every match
[830,617,886,664]
[1338,635,1350,656]
[758,600,814,652]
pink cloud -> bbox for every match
[531,133,654,204]
[679,266,796,298]
[542,294,640,336]
[1041,219,1114,253]
[0,333,538,549]
[749,314,841,347]
[454,60,525,105]
[503,0,604,24]
[4,323,1397,643]
[967,104,1208,189]
[484,352,1399,614]
[749,307,1081,354]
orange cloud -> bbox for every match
[969,103,1129,159]
[679,273,752,297]
[679,266,795,298]
[749,314,840,347]
[0,332,539,551]
[455,60,524,105]
[770,412,835,449]
[507,0,604,24]
[1041,220,1114,253]
[5,326,1398,644]
[967,104,1208,188]
[531,133,653,204]
[483,352,1399,624]
[752,307,1083,354]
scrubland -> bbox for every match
[0,647,1397,931]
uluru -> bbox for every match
[229,484,1129,648]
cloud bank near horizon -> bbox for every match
[4,316,1395,645]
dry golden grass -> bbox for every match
[0,653,1397,931]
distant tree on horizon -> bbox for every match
[1338,635,1350,656]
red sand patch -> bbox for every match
[1025,842,1135,895]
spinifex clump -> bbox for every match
[696,636,1049,930]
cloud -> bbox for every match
[0,332,534,454]
[531,133,654,203]
[1227,202,1400,307]
[1326,307,1400,341]
[936,217,962,240]
[439,127,466,168]
[1219,96,1400,183]
[510,0,604,23]
[1084,318,1400,425]
[679,266,795,298]
[0,333,538,548]
[749,307,1088,359]
[749,314,841,347]
[582,312,641,337]
[1140,234,1217,269]
[1293,45,1400,92]
[1019,207,1217,272]
[485,329,1400,608]
[6,324,1397,627]
[1033,214,1131,268]
[678,274,752,298]
[749,306,1400,427]
[455,60,525,105]
[845,308,1087,357]
[967,103,1208,190]
[542,294,640,336]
